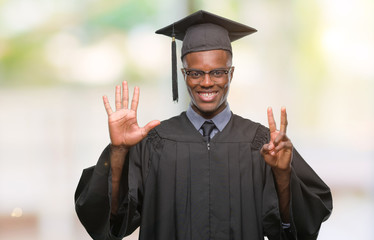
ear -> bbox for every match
[180,68,186,79]
[229,67,235,82]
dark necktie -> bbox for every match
[201,121,215,142]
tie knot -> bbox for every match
[201,121,215,138]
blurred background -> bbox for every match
[0,0,373,239]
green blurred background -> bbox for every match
[1,0,373,239]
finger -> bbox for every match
[261,143,277,157]
[280,106,288,133]
[274,141,293,152]
[260,144,268,155]
[274,132,289,146]
[102,95,113,115]
[142,120,161,136]
[122,81,129,109]
[267,107,276,133]
[261,143,273,154]
[130,87,140,112]
[115,85,122,111]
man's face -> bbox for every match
[183,49,234,119]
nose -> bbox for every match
[199,73,214,87]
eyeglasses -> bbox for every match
[182,67,233,83]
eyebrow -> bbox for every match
[184,67,229,71]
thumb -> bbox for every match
[261,143,270,155]
[268,141,275,150]
[143,120,161,135]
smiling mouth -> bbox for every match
[198,91,218,100]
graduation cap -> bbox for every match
[156,10,257,102]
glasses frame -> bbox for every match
[181,66,234,83]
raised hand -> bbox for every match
[260,107,293,222]
[103,81,161,149]
[260,107,293,173]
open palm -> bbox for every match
[103,81,160,148]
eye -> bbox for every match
[188,70,203,79]
[210,70,226,78]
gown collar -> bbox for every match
[186,103,232,132]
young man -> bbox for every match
[75,10,332,240]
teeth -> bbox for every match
[199,92,216,97]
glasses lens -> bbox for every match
[187,70,203,79]
[210,70,226,79]
[184,68,231,83]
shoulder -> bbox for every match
[156,112,188,135]
[147,112,200,142]
[229,114,269,149]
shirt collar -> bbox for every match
[186,103,232,132]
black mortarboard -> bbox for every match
[156,10,257,102]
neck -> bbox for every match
[192,102,227,119]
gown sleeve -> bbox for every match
[253,125,333,240]
[75,133,155,240]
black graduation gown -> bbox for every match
[75,112,332,240]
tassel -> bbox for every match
[171,34,178,102]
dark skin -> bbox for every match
[261,106,293,223]
[103,50,293,223]
[103,83,160,213]
[182,50,233,119]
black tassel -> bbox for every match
[171,35,178,102]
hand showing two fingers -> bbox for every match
[103,81,160,148]
[260,107,293,172]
